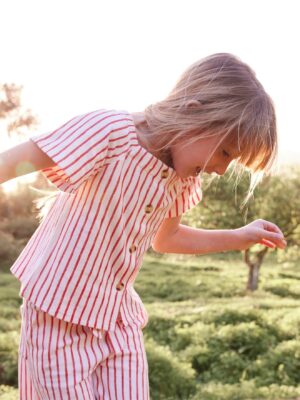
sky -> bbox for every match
[1,0,300,165]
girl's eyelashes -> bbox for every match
[222,150,230,158]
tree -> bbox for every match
[185,166,300,291]
[0,84,47,271]
[0,83,37,138]
[0,83,50,188]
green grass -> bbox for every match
[1,251,300,399]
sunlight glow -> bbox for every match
[2,174,38,194]
[1,133,38,193]
[1,0,300,167]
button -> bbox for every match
[161,169,169,179]
[116,282,125,291]
[129,244,137,253]
[145,204,154,214]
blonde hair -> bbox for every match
[36,53,277,220]
[143,53,277,196]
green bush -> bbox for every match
[146,339,196,400]
[249,340,300,386]
[190,322,279,384]
[276,309,300,337]
[200,308,264,326]
[0,233,18,267]
[191,345,218,375]
[174,321,215,352]
[0,286,21,308]
[145,316,200,351]
[191,381,300,400]
[0,385,18,400]
[1,216,38,240]
[201,350,250,384]
[207,322,277,360]
[1,252,300,398]
[0,332,19,386]
[198,308,288,340]
[144,316,177,346]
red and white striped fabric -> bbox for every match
[19,299,149,399]
[11,109,202,331]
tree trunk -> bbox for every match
[244,247,269,291]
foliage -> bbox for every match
[1,233,300,398]
[0,232,18,264]
[0,83,37,138]
[0,386,18,400]
[0,182,44,271]
[191,381,300,400]
[185,167,300,290]
[247,340,300,386]
[0,216,38,240]
[0,333,18,386]
[140,253,300,397]
[146,339,196,399]
[277,245,300,263]
[0,183,41,219]
[187,166,300,244]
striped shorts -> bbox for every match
[18,299,149,399]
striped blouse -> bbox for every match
[10,109,202,331]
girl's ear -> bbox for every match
[186,99,202,108]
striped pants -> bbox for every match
[18,299,149,399]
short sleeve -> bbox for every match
[166,176,202,218]
[30,109,130,193]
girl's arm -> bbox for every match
[152,217,287,254]
[0,140,55,184]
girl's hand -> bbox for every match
[235,219,287,251]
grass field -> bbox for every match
[0,251,300,399]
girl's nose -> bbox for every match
[215,169,226,176]
[214,161,230,176]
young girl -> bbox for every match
[1,53,286,399]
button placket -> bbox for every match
[116,282,125,291]
[145,204,154,214]
[129,244,137,254]
[161,169,169,179]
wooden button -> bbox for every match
[129,244,137,253]
[145,204,154,214]
[161,169,169,179]
[116,282,125,291]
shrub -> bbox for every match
[0,385,18,400]
[146,339,196,400]
[0,331,19,386]
[276,309,300,337]
[207,322,277,360]
[199,308,287,342]
[191,381,300,400]
[0,233,18,265]
[249,340,300,386]
[191,345,218,375]
[200,308,264,326]
[264,283,300,300]
[1,216,38,240]
[144,316,177,346]
[277,244,300,263]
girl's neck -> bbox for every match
[131,112,149,150]
[131,112,173,168]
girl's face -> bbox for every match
[171,135,240,178]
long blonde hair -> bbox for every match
[36,53,277,220]
[143,53,277,195]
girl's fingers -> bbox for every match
[258,232,286,249]
[260,219,284,235]
[259,229,283,241]
[259,239,276,248]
